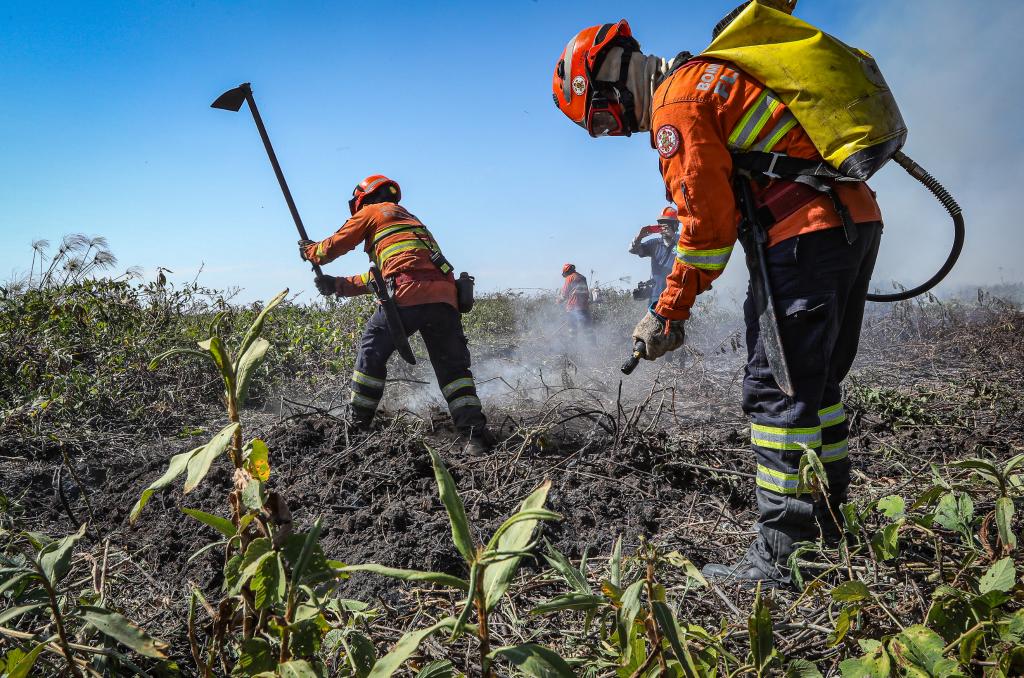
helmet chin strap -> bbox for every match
[596,48,675,134]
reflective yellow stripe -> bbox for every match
[818,403,846,428]
[676,245,733,271]
[753,112,798,153]
[448,395,481,412]
[442,377,475,399]
[821,440,849,463]
[352,371,385,389]
[756,465,801,495]
[751,423,821,450]
[315,242,326,259]
[378,239,433,263]
[350,392,380,409]
[373,224,430,245]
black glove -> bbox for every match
[314,275,337,297]
[298,239,315,262]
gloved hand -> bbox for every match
[314,274,337,296]
[298,239,315,262]
[631,309,684,360]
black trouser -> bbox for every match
[349,303,486,433]
[742,222,882,583]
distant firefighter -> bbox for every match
[630,206,680,305]
[558,264,594,344]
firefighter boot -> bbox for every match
[461,427,496,455]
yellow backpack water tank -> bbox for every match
[701,0,906,180]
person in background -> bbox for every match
[630,206,680,305]
[558,263,594,344]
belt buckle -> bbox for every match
[764,152,783,180]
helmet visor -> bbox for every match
[586,91,628,137]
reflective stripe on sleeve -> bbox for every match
[756,465,801,495]
[442,377,475,399]
[751,423,822,450]
[350,392,380,409]
[676,245,733,271]
[378,239,433,263]
[818,403,846,428]
[373,224,431,245]
[821,440,849,463]
[728,90,783,151]
[448,395,482,412]
[352,371,385,390]
[751,110,798,153]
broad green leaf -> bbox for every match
[877,495,906,518]
[609,534,623,588]
[148,347,210,371]
[979,557,1017,594]
[231,538,273,594]
[340,563,469,591]
[129,447,200,522]
[242,478,265,511]
[830,605,857,647]
[37,523,86,585]
[0,571,35,597]
[416,660,454,678]
[617,580,645,657]
[235,337,270,406]
[427,447,475,564]
[653,601,701,675]
[542,541,591,594]
[748,585,777,676]
[485,509,562,552]
[996,497,1016,551]
[934,492,974,538]
[529,592,604,615]
[197,335,235,390]
[483,480,553,611]
[251,553,286,609]
[236,289,288,364]
[347,631,377,678]
[838,639,891,678]
[0,602,47,626]
[888,625,958,677]
[181,507,236,537]
[278,659,323,678]
[183,421,239,493]
[664,551,709,588]
[1004,453,1024,476]
[244,439,271,482]
[367,617,456,678]
[81,605,169,658]
[233,638,276,676]
[488,644,575,678]
[290,517,323,586]
[5,643,46,678]
[785,659,823,678]
[831,581,872,603]
[870,521,901,561]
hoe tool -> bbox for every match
[211,83,322,278]
[734,176,794,396]
[212,83,416,365]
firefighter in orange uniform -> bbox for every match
[552,12,883,586]
[558,263,593,344]
[300,175,492,453]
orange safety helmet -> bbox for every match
[552,20,641,137]
[349,174,401,215]
[657,205,679,227]
[562,263,576,276]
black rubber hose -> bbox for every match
[866,150,965,302]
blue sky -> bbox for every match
[1,1,1020,303]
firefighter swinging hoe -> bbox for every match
[208,0,965,591]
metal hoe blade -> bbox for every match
[211,84,249,112]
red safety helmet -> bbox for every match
[657,205,679,227]
[349,174,401,215]
[562,263,576,276]
[552,20,641,137]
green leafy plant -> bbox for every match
[343,447,561,677]
[0,526,173,677]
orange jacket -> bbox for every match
[649,58,882,321]
[303,202,457,309]
[559,272,590,311]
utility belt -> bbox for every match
[738,152,859,245]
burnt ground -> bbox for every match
[3,297,1023,673]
